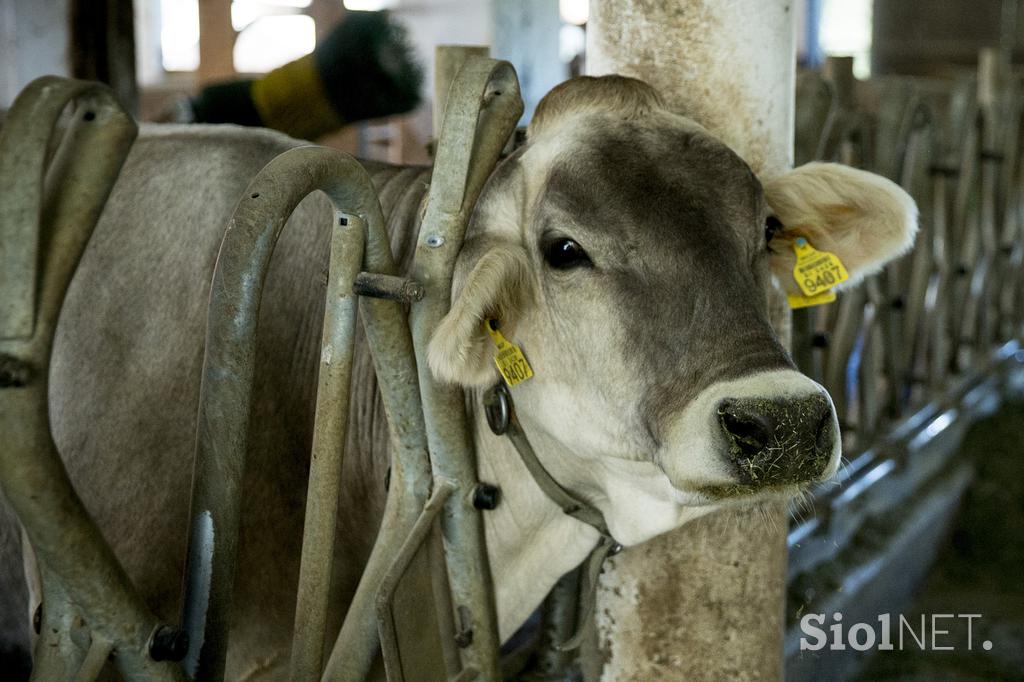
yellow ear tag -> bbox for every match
[792,237,849,297]
[485,321,534,386]
[787,290,837,309]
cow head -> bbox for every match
[428,76,916,545]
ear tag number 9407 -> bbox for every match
[792,237,849,297]
[485,321,534,386]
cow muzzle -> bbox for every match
[658,369,841,497]
[716,394,834,486]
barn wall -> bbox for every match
[872,0,1021,76]
[586,1,796,679]
[0,0,70,110]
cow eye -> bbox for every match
[765,215,783,246]
[543,238,592,269]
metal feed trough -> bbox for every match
[0,56,523,681]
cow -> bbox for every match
[0,75,917,679]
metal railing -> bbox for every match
[786,53,1024,678]
[182,55,522,682]
[0,77,185,681]
[0,56,521,681]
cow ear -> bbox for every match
[763,162,918,292]
[427,240,533,387]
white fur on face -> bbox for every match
[507,369,839,547]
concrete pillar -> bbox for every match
[586,2,795,680]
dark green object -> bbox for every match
[189,11,422,131]
[315,10,423,124]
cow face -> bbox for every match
[429,76,917,545]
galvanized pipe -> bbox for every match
[0,77,185,681]
[181,146,403,680]
[324,55,524,681]
[959,50,1003,361]
[406,56,522,680]
[373,478,456,681]
[948,81,981,370]
[74,637,115,682]
[288,213,365,682]
[322,221,435,680]
[30,568,87,681]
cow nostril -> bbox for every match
[814,408,834,453]
[715,394,836,487]
[718,404,772,458]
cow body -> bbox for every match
[0,76,918,679]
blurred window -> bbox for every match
[160,0,200,72]
[232,0,316,73]
[559,0,588,26]
[156,0,318,76]
[343,1,396,9]
[819,0,872,77]
[233,13,316,73]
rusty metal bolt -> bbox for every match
[149,625,189,662]
[472,483,501,510]
[353,272,425,303]
[0,355,32,388]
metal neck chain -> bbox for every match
[482,382,622,650]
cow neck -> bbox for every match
[476,382,621,650]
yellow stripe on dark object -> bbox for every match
[251,54,344,141]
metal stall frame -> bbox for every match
[0,78,188,680]
[0,56,520,680]
[180,56,522,682]
[785,46,1024,680]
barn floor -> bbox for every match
[856,399,1024,681]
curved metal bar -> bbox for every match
[406,57,523,680]
[0,76,95,339]
[181,146,419,680]
[0,77,184,680]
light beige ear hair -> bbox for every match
[764,162,918,291]
[427,243,533,387]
